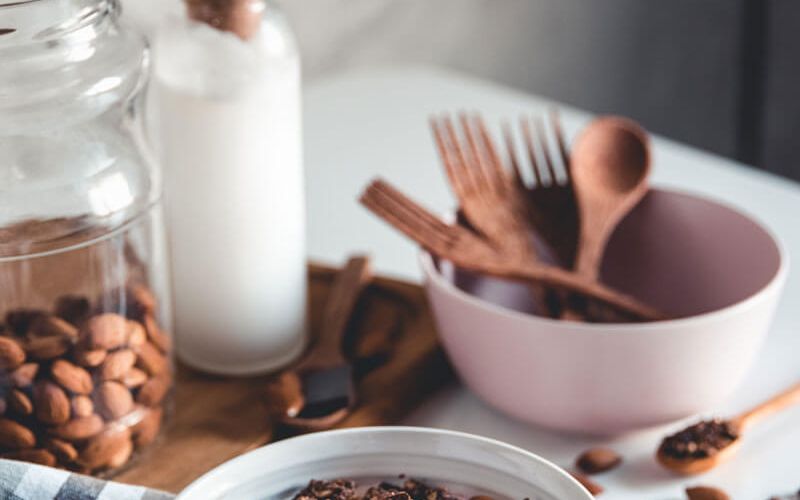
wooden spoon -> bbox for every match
[264,256,372,431]
[571,117,651,279]
[564,117,650,319]
[657,382,800,475]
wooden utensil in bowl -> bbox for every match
[360,179,665,321]
[430,113,555,316]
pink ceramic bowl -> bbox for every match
[421,188,788,435]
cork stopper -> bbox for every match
[185,0,264,40]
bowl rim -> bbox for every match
[176,426,593,499]
[420,186,790,332]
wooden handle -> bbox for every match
[298,256,372,370]
[733,382,800,430]
[455,257,666,321]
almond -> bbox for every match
[53,295,90,325]
[126,321,146,348]
[0,418,35,449]
[34,381,71,424]
[96,381,133,420]
[29,315,78,339]
[85,313,128,350]
[121,368,148,389]
[107,436,133,469]
[3,448,57,467]
[49,414,103,441]
[79,428,132,469]
[100,349,136,381]
[135,341,167,376]
[137,374,170,407]
[24,335,69,360]
[5,310,45,335]
[51,359,93,394]
[570,471,603,496]
[0,337,26,370]
[71,395,94,418]
[128,284,157,315]
[132,406,163,448]
[686,486,730,500]
[143,315,171,353]
[8,389,33,416]
[10,363,38,388]
[575,448,622,474]
[45,437,78,462]
[73,346,107,367]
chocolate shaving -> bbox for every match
[659,419,739,459]
[294,479,357,500]
[293,478,485,500]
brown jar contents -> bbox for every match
[0,284,171,476]
[658,419,739,459]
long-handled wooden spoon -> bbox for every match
[563,117,650,319]
[570,117,651,281]
[657,382,800,475]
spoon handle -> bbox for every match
[733,382,800,430]
[299,255,372,370]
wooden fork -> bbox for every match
[360,178,666,321]
[430,112,555,316]
[503,110,580,269]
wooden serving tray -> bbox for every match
[115,263,453,493]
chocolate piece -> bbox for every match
[294,479,357,500]
[659,419,739,460]
[363,486,411,500]
[399,479,462,500]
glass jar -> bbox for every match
[0,0,172,476]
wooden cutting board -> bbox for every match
[115,263,454,493]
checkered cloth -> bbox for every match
[0,459,174,500]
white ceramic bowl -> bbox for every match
[177,427,592,500]
[421,189,788,435]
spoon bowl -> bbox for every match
[571,117,651,197]
[655,440,741,475]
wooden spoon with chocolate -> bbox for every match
[657,382,800,475]
[264,256,372,431]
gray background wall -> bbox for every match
[124,0,797,181]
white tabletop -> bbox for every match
[304,66,800,499]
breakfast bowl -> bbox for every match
[177,427,593,499]
[421,188,788,435]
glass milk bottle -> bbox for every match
[151,0,307,374]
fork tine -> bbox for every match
[473,114,508,195]
[442,114,483,198]
[502,121,526,189]
[535,115,559,183]
[520,116,544,186]
[549,108,571,182]
[456,112,495,196]
[431,116,471,203]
